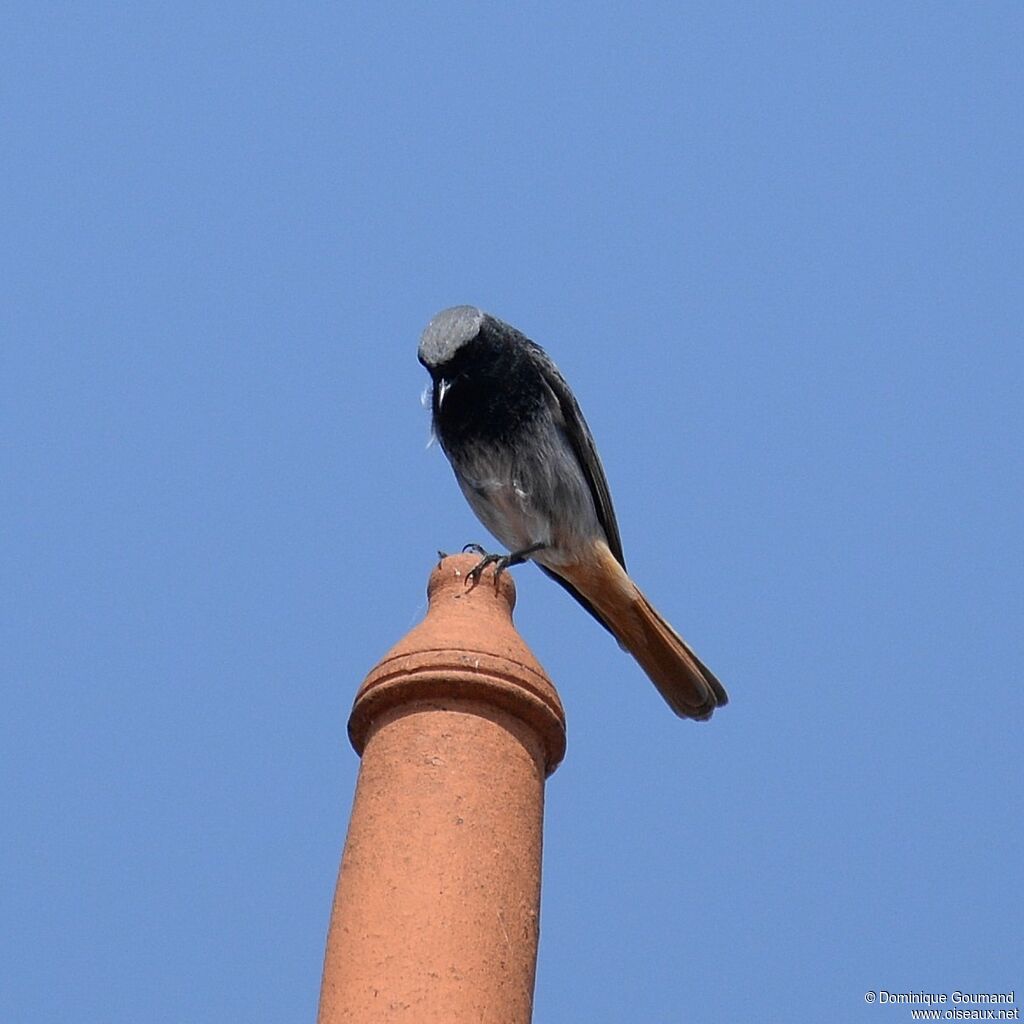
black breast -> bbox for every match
[433,330,547,450]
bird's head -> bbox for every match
[418,305,487,376]
[418,305,493,410]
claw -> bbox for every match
[467,552,503,583]
[465,541,547,584]
[492,555,514,580]
[462,542,488,556]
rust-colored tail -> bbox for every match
[556,541,728,721]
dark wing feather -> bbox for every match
[529,342,626,568]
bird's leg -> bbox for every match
[466,542,547,583]
[495,541,546,577]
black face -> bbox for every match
[427,321,548,449]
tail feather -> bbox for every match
[629,587,728,721]
[556,541,728,721]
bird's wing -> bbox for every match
[528,341,626,568]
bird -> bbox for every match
[418,305,727,721]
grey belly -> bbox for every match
[451,432,602,567]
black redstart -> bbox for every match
[418,305,727,721]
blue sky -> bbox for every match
[4,4,1021,1022]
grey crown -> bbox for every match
[418,305,486,368]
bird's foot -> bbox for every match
[465,542,547,583]
[466,551,506,583]
[438,543,489,568]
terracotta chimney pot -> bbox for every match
[318,553,566,1024]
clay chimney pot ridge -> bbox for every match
[349,553,566,774]
[318,553,567,1024]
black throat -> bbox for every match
[431,329,547,451]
